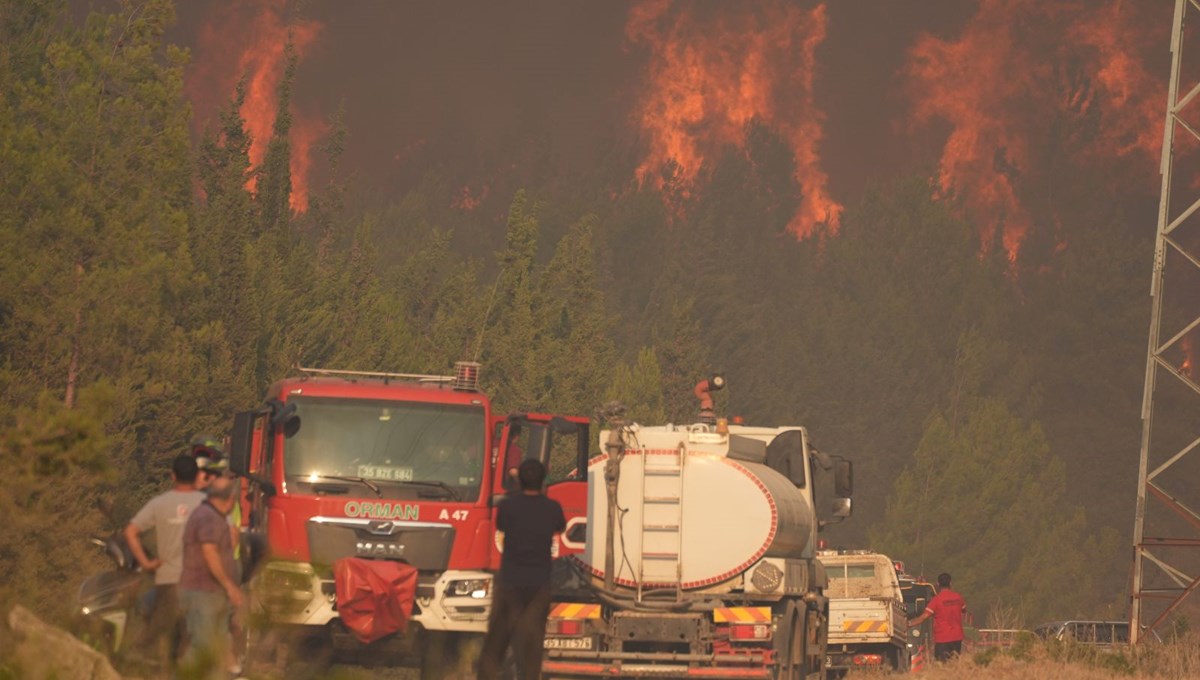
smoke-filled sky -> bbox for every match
[166,0,1171,256]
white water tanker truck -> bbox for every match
[541,377,854,679]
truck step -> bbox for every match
[643,496,681,504]
[643,524,680,532]
[644,466,681,476]
[642,552,680,560]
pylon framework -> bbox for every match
[1131,0,1200,645]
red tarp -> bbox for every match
[333,557,419,644]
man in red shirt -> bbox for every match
[908,572,966,661]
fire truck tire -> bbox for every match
[421,631,481,680]
[236,618,272,673]
[422,631,515,680]
[420,631,452,680]
[284,629,333,680]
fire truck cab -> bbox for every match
[228,363,589,672]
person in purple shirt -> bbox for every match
[179,475,243,678]
[478,459,566,680]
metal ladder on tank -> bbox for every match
[637,442,687,603]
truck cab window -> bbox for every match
[284,396,487,501]
[827,563,879,598]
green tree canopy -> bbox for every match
[870,332,1119,624]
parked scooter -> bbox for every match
[76,498,150,655]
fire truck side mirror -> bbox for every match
[230,411,255,477]
[831,497,852,519]
[270,402,299,437]
[230,411,276,496]
[834,458,853,498]
[548,416,579,434]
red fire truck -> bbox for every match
[228,362,590,675]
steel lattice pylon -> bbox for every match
[1131,0,1200,645]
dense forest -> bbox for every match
[0,0,1159,628]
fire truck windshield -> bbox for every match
[282,396,486,500]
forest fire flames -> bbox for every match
[452,183,490,212]
[1182,335,1195,379]
[625,0,841,238]
[1069,2,1163,162]
[186,0,323,212]
[906,0,1162,261]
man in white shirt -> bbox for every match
[124,454,205,666]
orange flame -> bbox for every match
[187,0,323,213]
[906,0,1162,260]
[288,116,329,211]
[452,184,491,212]
[1182,335,1195,378]
[626,1,841,238]
[1067,1,1163,161]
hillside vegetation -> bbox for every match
[0,0,1164,631]
[849,636,1200,680]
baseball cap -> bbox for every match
[196,455,229,475]
[190,433,229,476]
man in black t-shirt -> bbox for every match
[478,459,565,680]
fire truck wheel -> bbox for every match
[451,633,516,679]
[236,617,274,674]
[424,632,515,680]
[421,631,462,680]
[284,629,333,680]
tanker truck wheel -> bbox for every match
[804,607,827,680]
[774,602,804,680]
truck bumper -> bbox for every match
[255,562,493,633]
[824,641,904,671]
[544,654,771,678]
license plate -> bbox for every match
[356,464,413,481]
[544,637,593,650]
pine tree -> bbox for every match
[192,81,257,381]
[257,43,297,237]
[870,332,1107,623]
[308,107,347,268]
[605,347,667,424]
[0,384,114,621]
[0,0,211,473]
[535,214,616,415]
[655,298,711,423]
[0,0,206,621]
[0,0,193,410]
[483,191,543,411]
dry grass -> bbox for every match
[845,634,1200,680]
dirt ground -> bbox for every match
[324,664,416,679]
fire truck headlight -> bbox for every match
[261,562,317,615]
[447,577,491,599]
